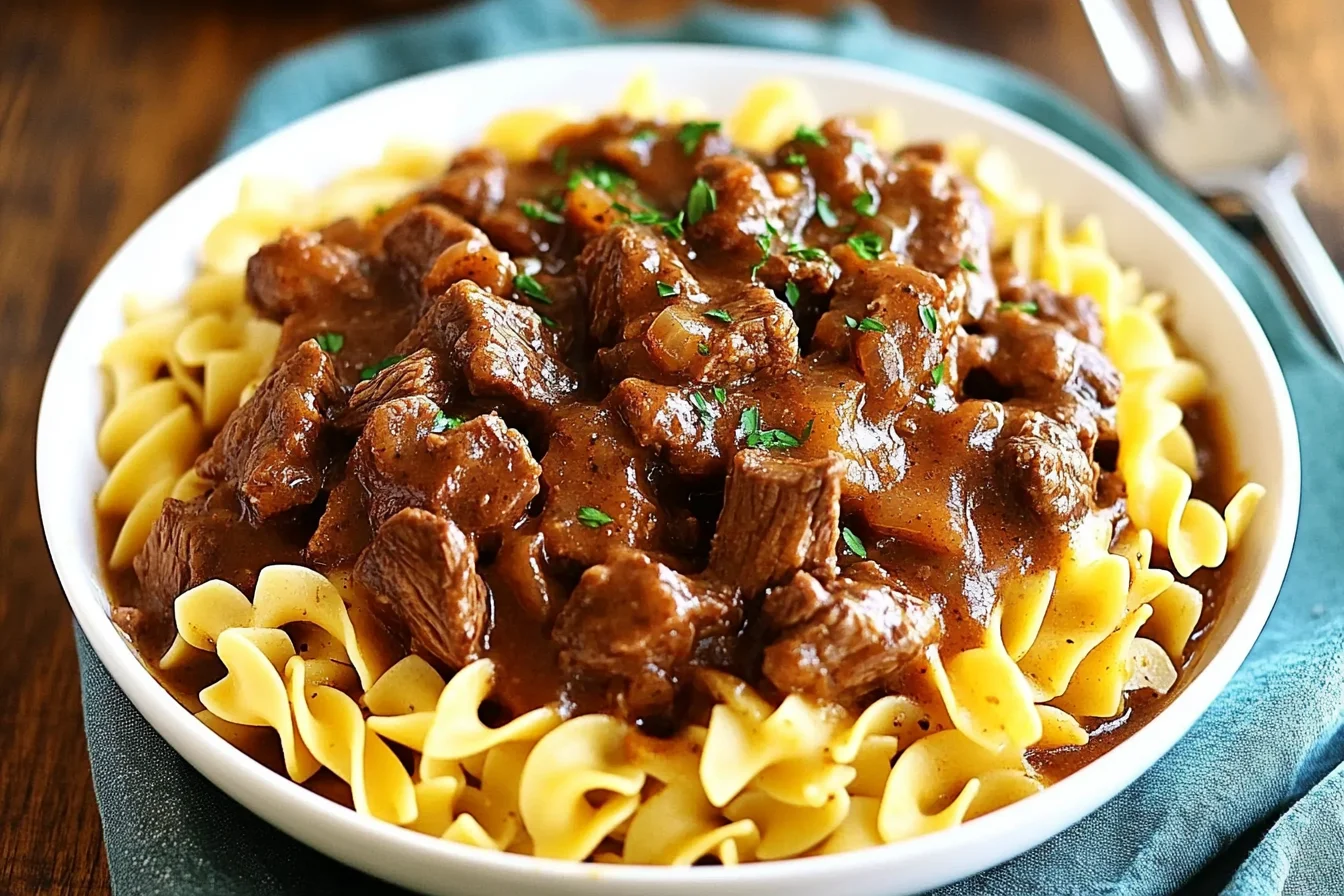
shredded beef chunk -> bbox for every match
[382,204,516,306]
[762,565,939,702]
[336,349,448,431]
[196,339,341,522]
[553,549,739,718]
[399,281,579,417]
[356,508,486,669]
[1001,409,1095,530]
[709,450,844,594]
[998,278,1105,347]
[539,405,694,567]
[348,396,540,538]
[247,229,372,319]
[424,147,508,223]
[686,155,783,262]
[133,487,306,652]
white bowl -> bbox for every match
[37,45,1299,896]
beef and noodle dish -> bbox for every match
[95,77,1263,864]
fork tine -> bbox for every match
[1189,0,1263,90]
[1079,0,1170,128]
[1149,0,1211,99]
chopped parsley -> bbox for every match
[841,526,868,559]
[846,231,885,261]
[697,342,710,356]
[689,391,714,425]
[514,272,550,304]
[784,281,800,308]
[959,257,981,273]
[705,308,733,324]
[538,314,559,329]
[919,304,938,334]
[677,121,721,155]
[576,506,614,528]
[784,152,808,166]
[816,195,839,227]
[359,354,404,381]
[786,242,828,262]
[629,209,668,225]
[551,146,570,174]
[372,204,388,216]
[518,199,563,224]
[656,280,677,298]
[851,140,875,162]
[931,361,946,386]
[712,386,727,403]
[686,178,718,225]
[631,127,658,143]
[662,210,686,240]
[1000,300,1040,315]
[567,162,632,193]
[855,316,886,332]
[751,220,778,279]
[740,406,812,450]
[793,125,828,147]
[852,193,878,217]
[314,331,344,353]
[430,410,464,433]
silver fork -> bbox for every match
[1081,0,1344,358]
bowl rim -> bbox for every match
[37,42,1301,891]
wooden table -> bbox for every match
[1,0,1339,891]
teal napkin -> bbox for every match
[77,1,1344,894]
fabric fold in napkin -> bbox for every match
[77,1,1344,894]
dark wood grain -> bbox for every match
[2,0,1340,892]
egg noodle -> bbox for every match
[96,72,1263,864]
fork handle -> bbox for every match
[1241,176,1344,359]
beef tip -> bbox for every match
[539,405,695,568]
[1001,409,1095,530]
[552,548,739,719]
[997,278,1106,347]
[305,462,370,569]
[885,153,993,293]
[133,486,306,653]
[786,118,891,214]
[956,309,1120,447]
[355,508,486,669]
[335,349,448,431]
[598,120,735,208]
[814,251,955,411]
[398,281,579,417]
[349,397,540,539]
[708,450,844,595]
[686,155,783,262]
[196,339,341,522]
[490,523,566,623]
[643,285,798,384]
[423,147,507,223]
[756,251,838,303]
[382,205,514,306]
[246,229,372,320]
[611,360,870,479]
[578,223,701,346]
[762,565,938,702]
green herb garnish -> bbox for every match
[576,506,614,528]
[687,178,718,225]
[959,257,981,273]
[656,280,677,298]
[740,407,810,450]
[689,391,714,425]
[705,308,733,324]
[786,242,828,262]
[842,526,867,559]
[539,314,559,329]
[784,152,807,166]
[372,204,388,216]
[631,127,658,143]
[999,300,1040,315]
[359,354,404,381]
[856,316,886,332]
[852,193,877,217]
[314,332,344,353]
[816,195,839,227]
[712,386,727,403]
[919,304,938,334]
[784,281,800,308]
[847,231,884,261]
[931,361,946,386]
[662,210,686,240]
[519,199,563,224]
[793,125,828,147]
[677,121,721,155]
[567,162,632,193]
[514,273,550,304]
[430,410,464,433]
[551,146,570,174]
[697,342,710,356]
